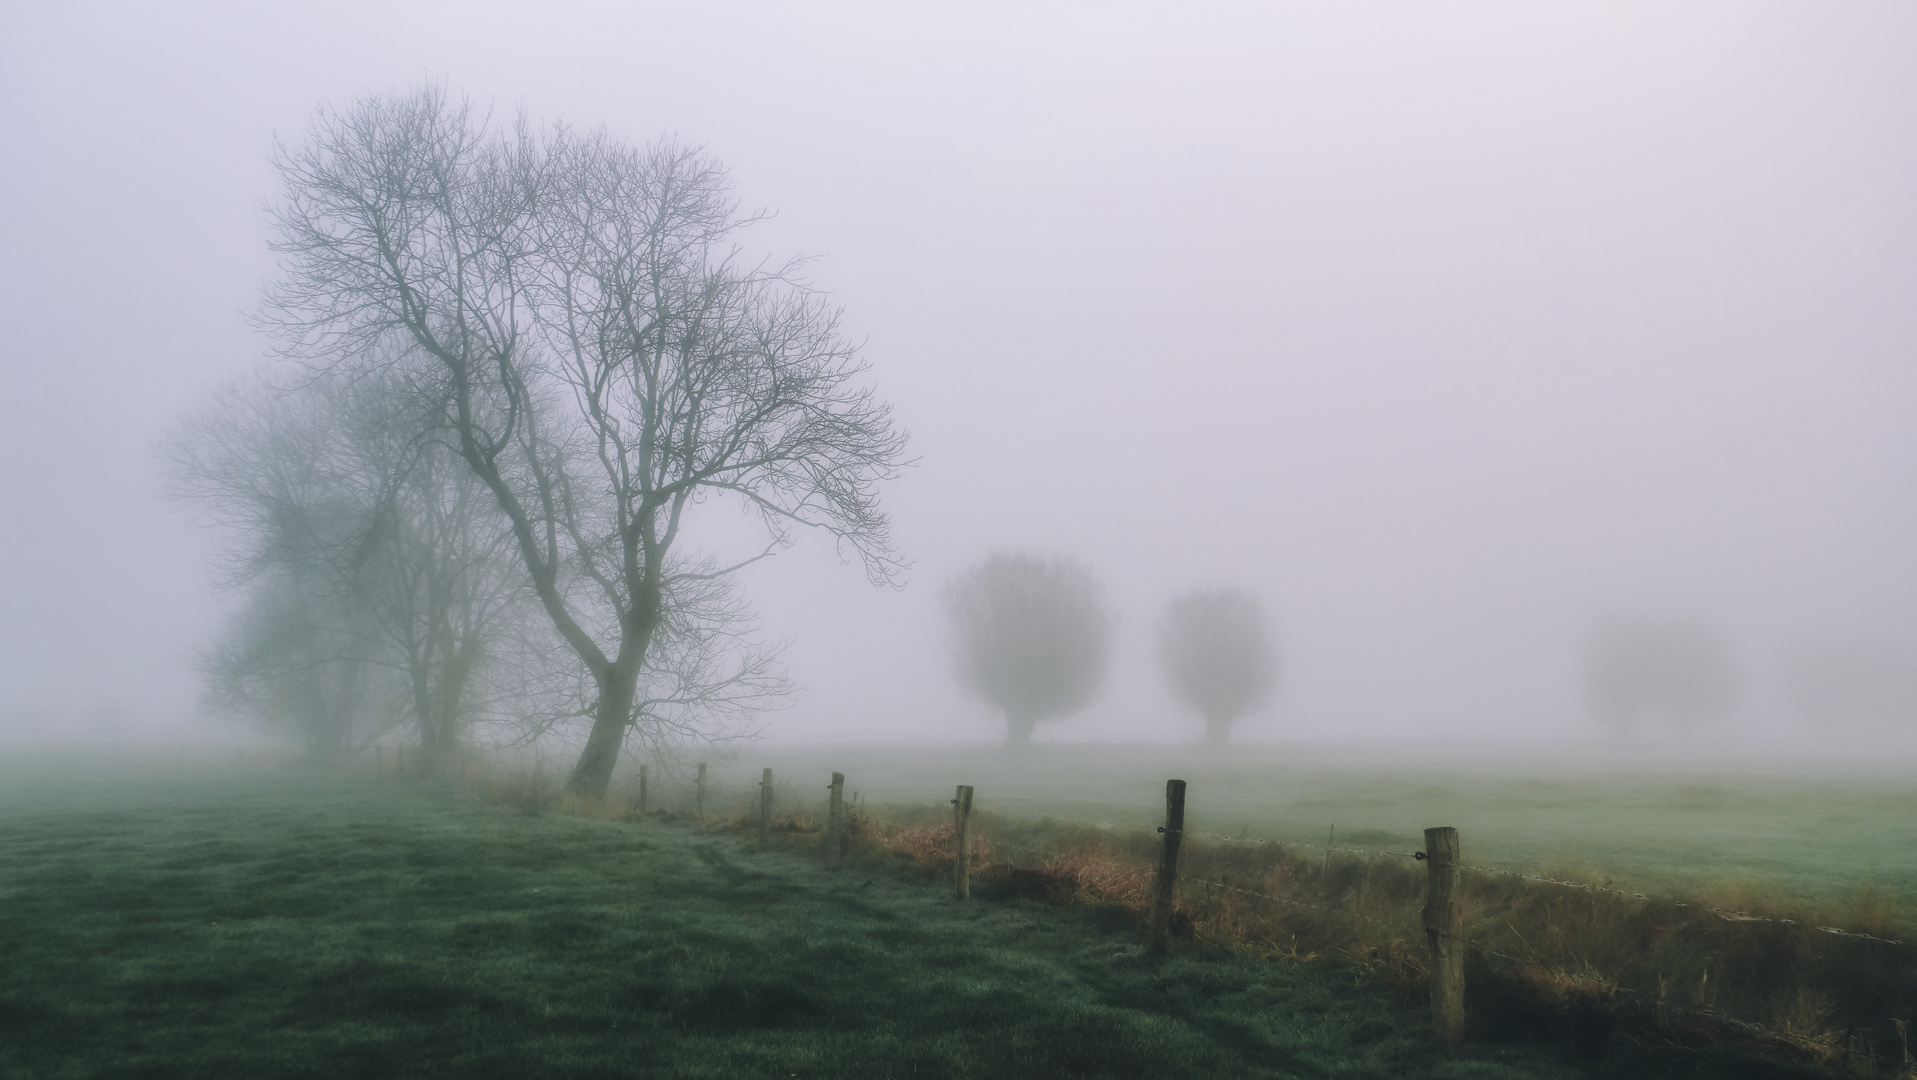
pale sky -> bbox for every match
[4,2,1915,745]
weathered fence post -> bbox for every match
[637,763,649,814]
[695,762,707,833]
[952,784,975,900]
[759,768,773,850]
[826,772,846,869]
[1422,825,1465,1043]
[1147,778,1187,957]
[376,746,384,776]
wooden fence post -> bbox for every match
[759,768,773,850]
[952,785,975,900]
[1147,779,1187,957]
[638,764,649,814]
[1422,825,1465,1043]
[695,762,707,833]
[826,772,845,869]
[376,746,384,776]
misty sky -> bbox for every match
[3,2,1915,745]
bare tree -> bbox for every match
[196,567,396,757]
[167,377,404,757]
[327,372,541,771]
[944,552,1111,748]
[1157,588,1277,746]
[1581,614,1740,733]
[261,86,907,795]
[166,370,534,768]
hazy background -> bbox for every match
[4,1,1915,748]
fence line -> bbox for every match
[991,839,1158,878]
[1436,930,1844,1058]
[1451,860,1912,946]
[998,831,1851,1059]
[1170,823,1910,949]
[812,779,1907,953]
[726,766,1905,1068]
[1184,827,1424,861]
[1180,872,1413,935]
[976,811,1909,947]
[1015,816,1426,862]
[1183,863,1852,1060]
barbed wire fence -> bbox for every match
[801,773,1912,1074]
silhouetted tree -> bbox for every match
[944,552,1111,748]
[166,371,534,766]
[260,86,906,795]
[196,567,393,757]
[1158,588,1278,746]
[1581,615,1739,733]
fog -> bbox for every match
[4,2,1916,752]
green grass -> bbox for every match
[693,743,1917,912]
[0,763,1824,1079]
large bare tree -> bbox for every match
[262,87,906,794]
[1157,588,1278,747]
[944,552,1112,748]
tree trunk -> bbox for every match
[1205,712,1233,748]
[568,674,634,797]
[1005,710,1036,750]
[409,661,439,765]
[425,642,474,776]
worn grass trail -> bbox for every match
[0,770,1808,1079]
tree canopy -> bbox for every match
[944,552,1111,748]
[1158,588,1278,746]
[246,84,905,792]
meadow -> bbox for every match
[691,742,1917,911]
[690,741,1917,1073]
[0,749,1840,1079]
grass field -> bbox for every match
[685,743,1917,914]
[0,758,1831,1079]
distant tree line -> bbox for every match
[1583,616,1917,736]
[942,555,1914,747]
[167,85,908,794]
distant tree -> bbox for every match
[1581,615,1740,733]
[944,552,1112,748]
[166,370,535,767]
[1776,640,1917,732]
[261,85,906,796]
[1157,588,1278,746]
[196,566,394,757]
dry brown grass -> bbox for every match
[836,804,1917,1076]
[459,764,1917,1076]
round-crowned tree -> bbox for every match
[1157,588,1278,746]
[1581,614,1739,733]
[944,552,1112,749]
